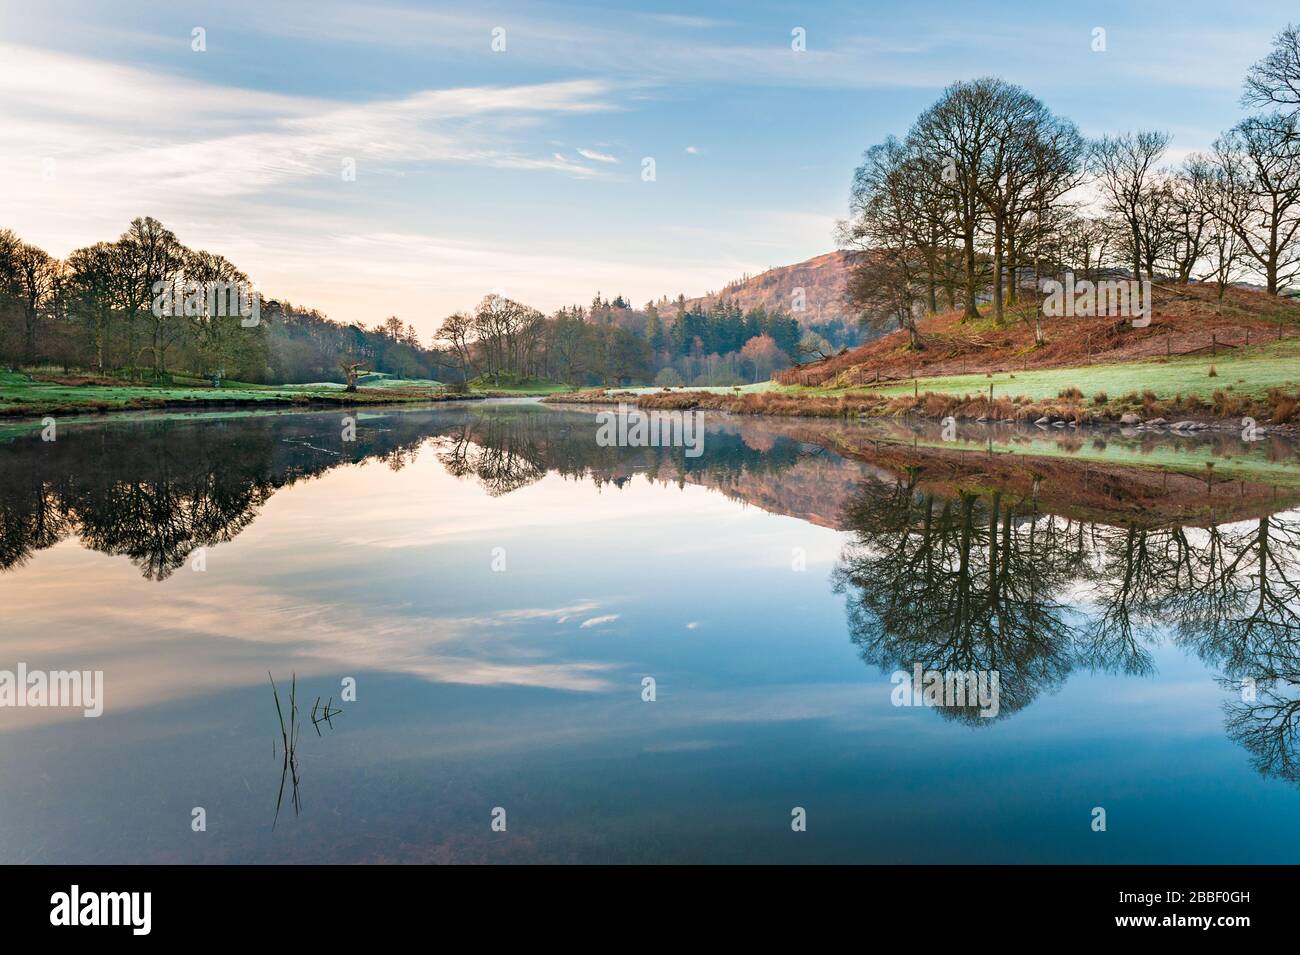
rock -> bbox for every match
[1146,417,1166,426]
[1171,420,1196,430]
[1034,416,1050,426]
[1120,413,1141,425]
[976,415,988,422]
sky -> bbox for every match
[0,0,1294,338]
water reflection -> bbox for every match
[4,402,1300,799]
[831,466,1300,782]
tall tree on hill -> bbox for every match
[1211,113,1300,295]
[840,137,928,347]
[910,78,1005,320]
[1163,157,1217,284]
[1091,131,1171,283]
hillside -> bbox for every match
[671,250,856,329]
[775,282,1300,388]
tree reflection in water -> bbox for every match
[832,466,1300,783]
[4,404,1300,783]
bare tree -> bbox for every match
[839,138,928,348]
[435,311,479,382]
[1212,113,1300,294]
[1187,156,1249,300]
[910,79,1005,320]
[1244,23,1300,114]
[8,241,59,365]
[1091,131,1171,282]
[337,356,368,392]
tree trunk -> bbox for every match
[963,232,979,320]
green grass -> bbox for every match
[774,337,1300,404]
[0,370,459,418]
[468,378,579,396]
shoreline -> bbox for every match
[543,387,1300,437]
[0,385,494,420]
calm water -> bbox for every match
[2,400,1300,863]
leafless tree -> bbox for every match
[1244,23,1300,114]
[1091,131,1172,283]
[1212,113,1300,294]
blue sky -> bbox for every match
[0,0,1294,336]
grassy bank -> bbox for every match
[548,330,1300,428]
[0,370,477,418]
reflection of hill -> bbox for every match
[447,406,1300,530]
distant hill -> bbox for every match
[667,250,857,330]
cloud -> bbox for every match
[577,147,619,163]
[579,614,621,629]
[0,42,618,245]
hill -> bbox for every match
[670,250,857,330]
[775,282,1300,388]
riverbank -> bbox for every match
[0,371,495,418]
[545,334,1300,433]
[621,385,1300,434]
[537,282,1296,431]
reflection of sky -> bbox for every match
[3,419,1300,863]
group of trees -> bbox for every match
[842,23,1300,346]
[0,217,458,386]
[0,217,268,382]
[435,293,805,388]
[1,215,818,389]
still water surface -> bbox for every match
[2,400,1299,862]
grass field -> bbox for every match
[861,337,1300,404]
[0,370,462,417]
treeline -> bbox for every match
[1,215,822,389]
[842,23,1300,346]
[436,293,807,388]
[0,217,453,385]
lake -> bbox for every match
[2,399,1299,863]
